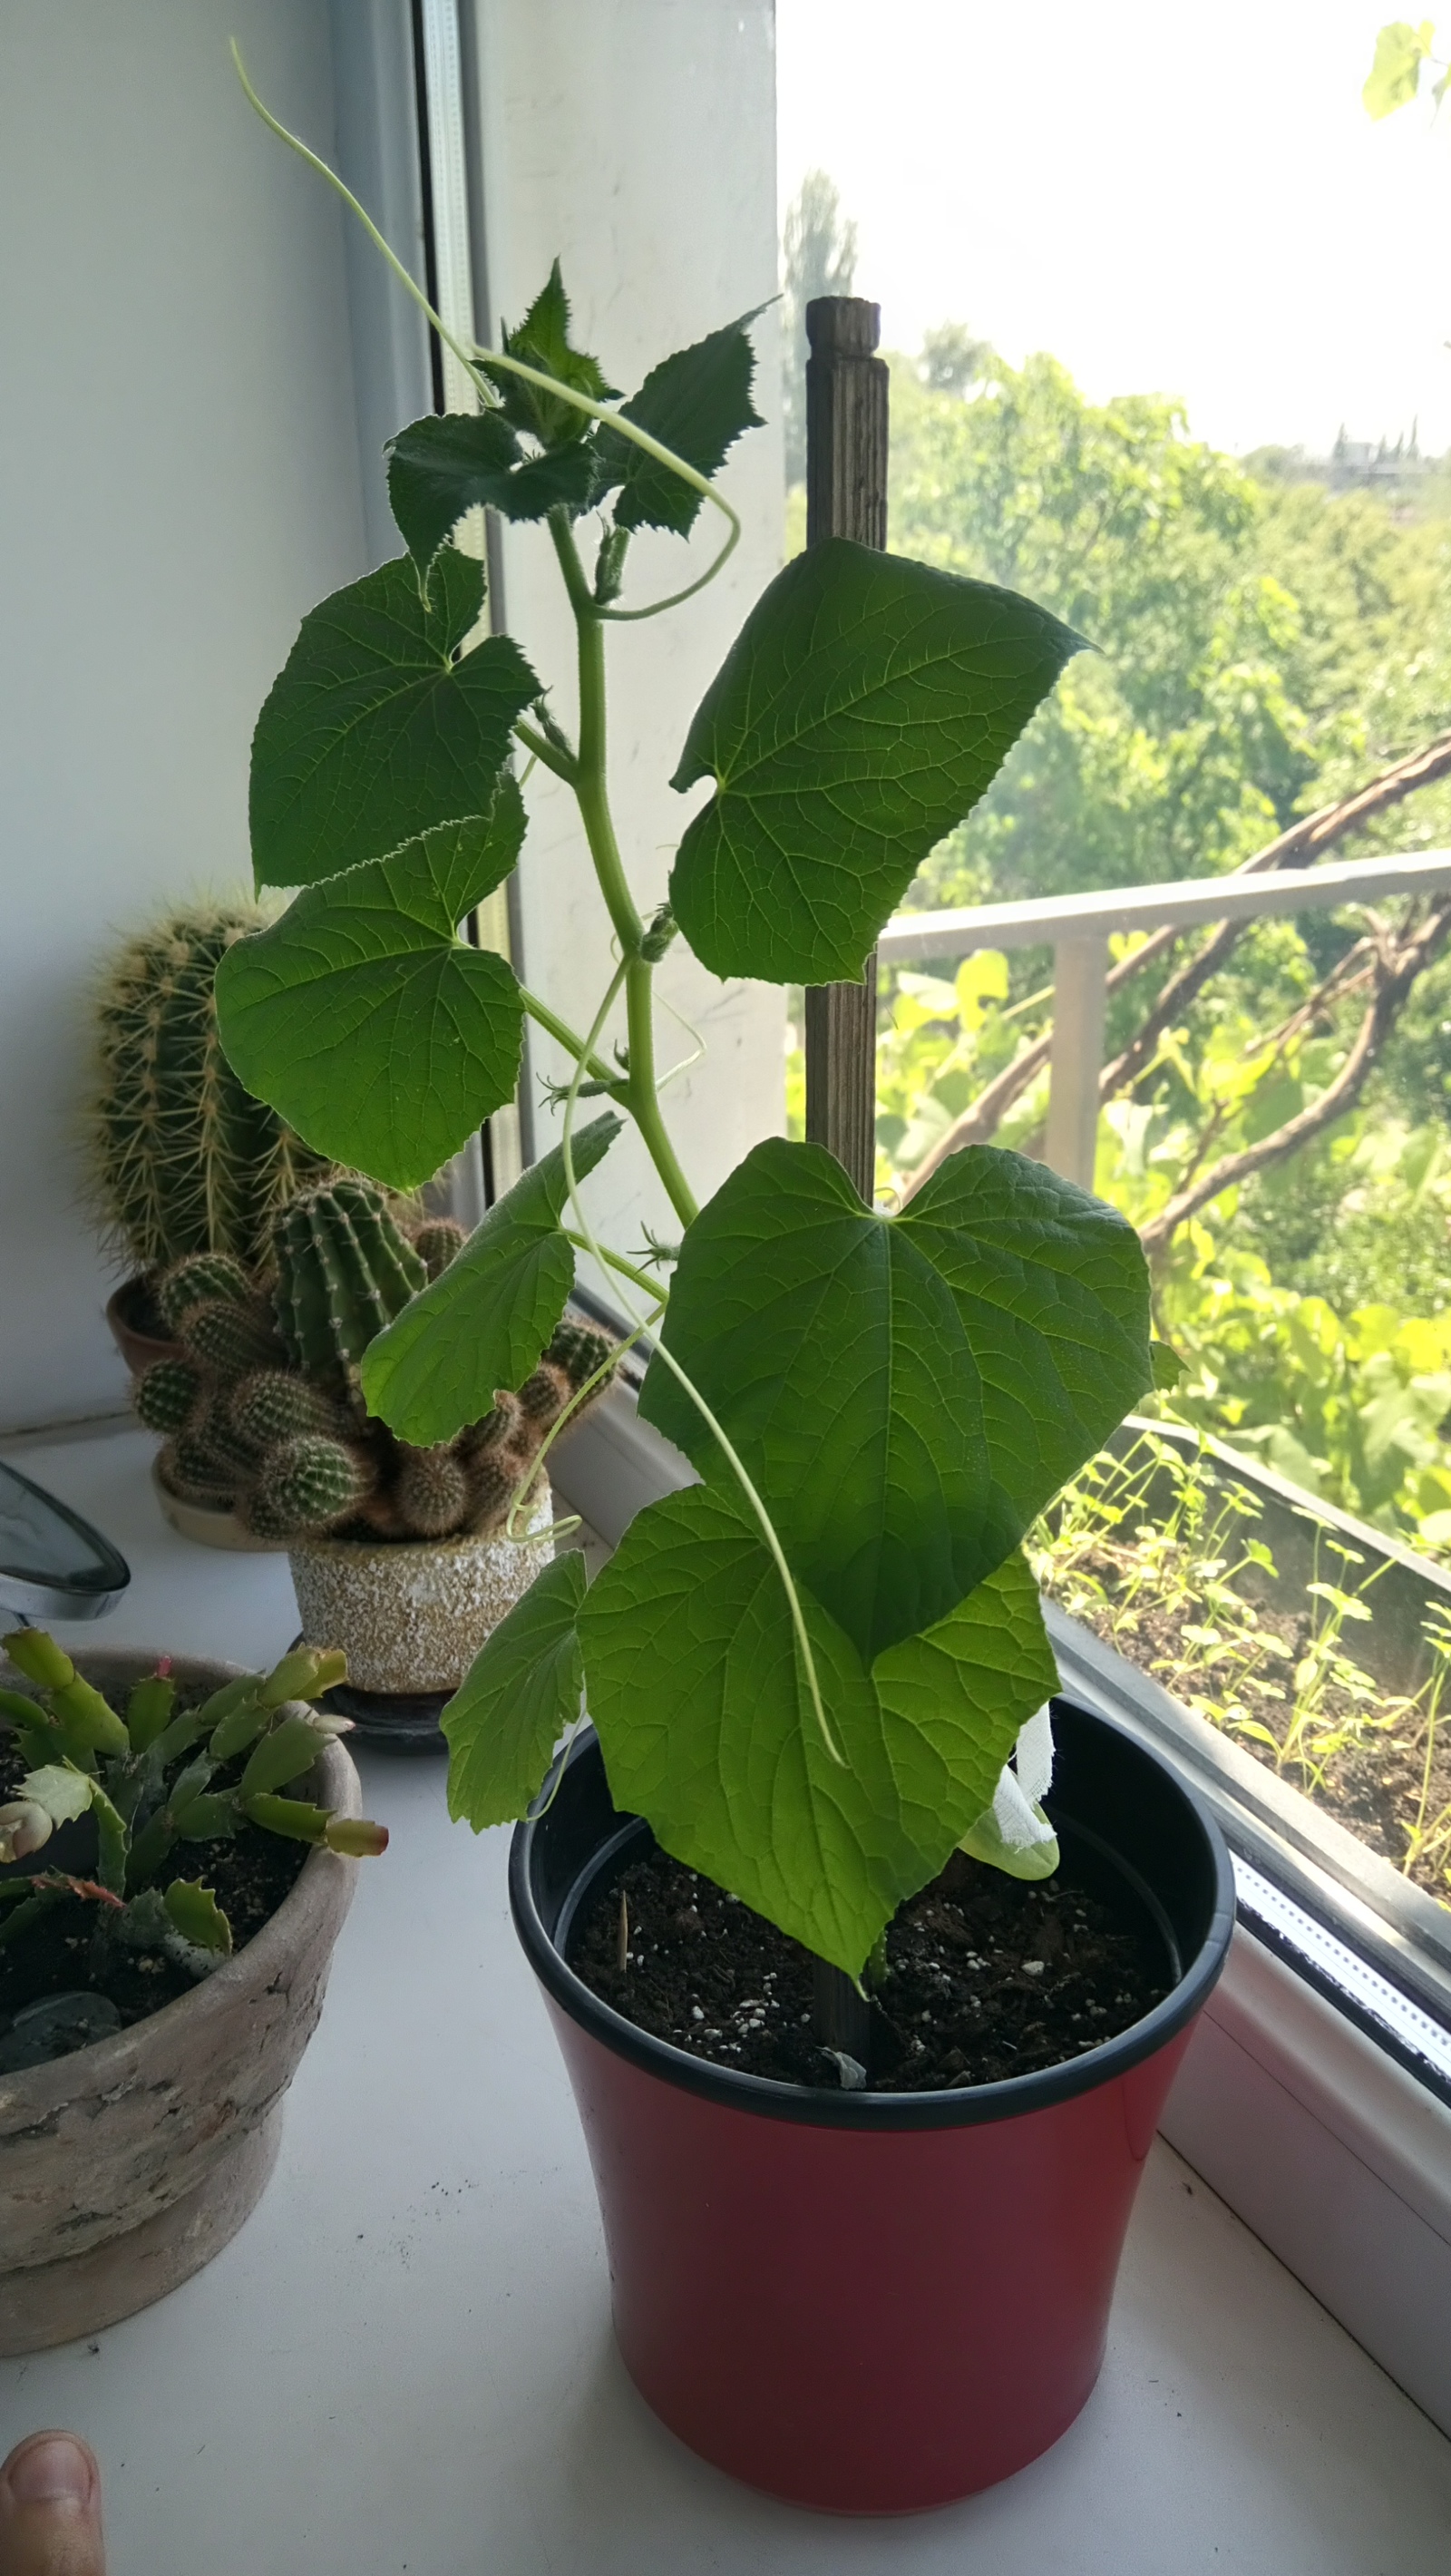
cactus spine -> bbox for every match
[180,1298,286,1382]
[247,1435,378,1540]
[272,1179,425,1392]
[542,1319,614,1394]
[134,1358,201,1436]
[394,1444,472,1538]
[412,1216,466,1281]
[147,1270,288,1508]
[229,1370,349,1458]
[157,1250,256,1335]
[453,1321,616,1537]
[88,904,329,1275]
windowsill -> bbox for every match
[4,1420,1450,2568]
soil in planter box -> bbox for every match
[570,1841,1171,2093]
[1053,1568,1451,1902]
[0,1716,307,2041]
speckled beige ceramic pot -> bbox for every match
[0,1651,361,2356]
[287,1485,555,1694]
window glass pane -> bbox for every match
[778,0,1451,2012]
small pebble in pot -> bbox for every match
[691,2005,705,2022]
[1022,1959,1046,1976]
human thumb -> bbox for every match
[0,2435,104,2576]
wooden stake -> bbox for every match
[803,298,888,1204]
[803,297,890,2069]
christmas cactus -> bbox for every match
[0,1634,386,1973]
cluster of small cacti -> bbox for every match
[134,1176,616,1543]
[0,1633,386,1978]
[87,903,331,1276]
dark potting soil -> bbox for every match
[569,1841,1171,2093]
[0,1711,308,2041]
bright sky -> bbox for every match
[776,0,1451,458]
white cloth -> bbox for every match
[989,1704,1057,1852]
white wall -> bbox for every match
[466,0,786,1283]
[0,3,373,1432]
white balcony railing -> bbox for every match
[878,848,1451,1187]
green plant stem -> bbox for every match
[551,515,642,955]
[625,962,699,1227]
[519,989,619,1089]
[550,512,699,1232]
[513,720,578,785]
[563,1234,667,1300]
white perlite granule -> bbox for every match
[288,1487,555,1693]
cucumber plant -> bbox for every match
[213,63,1159,1979]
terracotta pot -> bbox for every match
[511,1702,1234,2514]
[0,1650,361,2356]
[288,1486,554,1693]
[150,1455,282,1555]
[103,1276,181,1376]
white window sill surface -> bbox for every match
[4,1424,1450,2574]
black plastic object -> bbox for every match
[511,1698,1236,2131]
[314,1673,449,1753]
[0,1458,130,1625]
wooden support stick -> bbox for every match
[803,297,890,2069]
[803,298,889,1207]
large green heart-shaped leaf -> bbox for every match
[387,413,600,579]
[361,1114,622,1442]
[639,1138,1151,1661]
[250,551,539,889]
[594,310,765,537]
[216,788,528,1191]
[444,1553,587,1830]
[578,1482,1055,1973]
[668,540,1082,982]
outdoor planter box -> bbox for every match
[1040,1424,1451,2018]
[1105,1414,1451,1697]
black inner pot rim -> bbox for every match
[514,1785,1236,2132]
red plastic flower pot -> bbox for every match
[510,1698,1234,2515]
